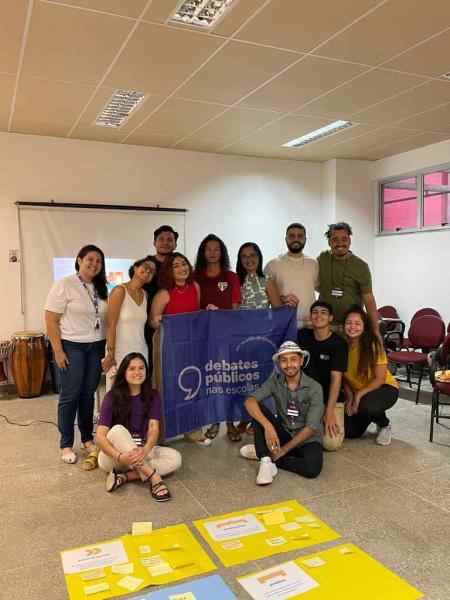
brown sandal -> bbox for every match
[226,423,242,442]
[147,469,171,502]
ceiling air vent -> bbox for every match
[168,0,237,29]
[95,89,145,128]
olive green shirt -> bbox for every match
[317,251,372,325]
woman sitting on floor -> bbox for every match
[343,305,399,446]
[96,352,181,501]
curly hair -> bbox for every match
[195,234,230,273]
[158,252,194,290]
[343,304,382,378]
[325,222,353,239]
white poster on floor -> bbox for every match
[204,514,266,541]
[238,561,319,600]
[61,540,128,573]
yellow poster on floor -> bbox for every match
[61,524,216,600]
[193,499,340,567]
[237,543,423,599]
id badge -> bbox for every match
[286,401,299,418]
[331,288,344,298]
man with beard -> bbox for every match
[317,222,380,337]
[265,223,318,328]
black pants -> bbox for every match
[253,405,323,479]
[345,384,398,439]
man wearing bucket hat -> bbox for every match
[242,341,324,485]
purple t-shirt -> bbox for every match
[98,390,162,443]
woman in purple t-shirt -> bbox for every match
[96,352,181,501]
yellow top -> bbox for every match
[345,343,398,391]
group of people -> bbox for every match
[44,220,398,499]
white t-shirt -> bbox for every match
[264,253,318,327]
[45,274,107,343]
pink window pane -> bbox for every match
[423,171,450,227]
[382,177,417,231]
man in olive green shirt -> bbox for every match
[317,222,380,336]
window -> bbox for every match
[381,177,418,231]
[423,170,450,227]
[379,164,450,234]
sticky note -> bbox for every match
[132,521,153,536]
[142,554,165,565]
[296,515,317,524]
[169,593,196,600]
[292,532,310,540]
[307,523,321,529]
[266,536,287,546]
[111,562,134,575]
[277,507,294,513]
[80,568,105,581]
[262,511,286,526]
[221,540,243,550]
[84,582,110,595]
[148,563,173,576]
[302,557,326,568]
[139,545,151,554]
[117,575,144,591]
[173,561,196,570]
[281,522,302,532]
[339,546,355,555]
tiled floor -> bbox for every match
[1,390,449,599]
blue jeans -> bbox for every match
[58,339,105,448]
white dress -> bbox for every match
[106,285,148,391]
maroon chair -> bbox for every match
[378,305,405,351]
[378,305,398,319]
[402,308,442,350]
[389,315,446,404]
[429,334,450,442]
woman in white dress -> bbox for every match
[103,257,157,390]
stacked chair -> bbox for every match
[429,334,450,442]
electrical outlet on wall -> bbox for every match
[9,249,19,263]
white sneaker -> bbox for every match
[376,424,392,446]
[256,457,278,485]
[240,444,258,460]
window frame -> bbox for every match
[378,162,450,236]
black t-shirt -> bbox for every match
[297,328,348,404]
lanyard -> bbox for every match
[77,275,100,329]
[331,254,349,289]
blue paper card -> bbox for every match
[133,574,236,599]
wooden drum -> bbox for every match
[11,331,47,398]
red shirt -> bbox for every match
[194,270,241,309]
[164,283,199,315]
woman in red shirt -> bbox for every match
[194,234,241,442]
[151,253,210,446]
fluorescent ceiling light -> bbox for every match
[168,0,237,29]
[95,89,145,128]
[282,120,354,148]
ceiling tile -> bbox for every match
[176,107,279,148]
[384,29,450,78]
[46,0,148,19]
[365,132,450,160]
[1,1,28,73]
[22,2,133,84]
[70,87,165,142]
[175,40,299,105]
[0,73,16,130]
[11,77,96,136]
[105,21,223,95]
[315,0,450,66]
[142,0,179,23]
[241,56,367,112]
[125,132,179,148]
[125,98,226,146]
[295,69,425,118]
[353,81,450,125]
[236,0,380,53]
[330,127,420,156]
[395,103,450,133]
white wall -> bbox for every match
[0,132,323,339]
[371,139,450,327]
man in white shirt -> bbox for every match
[265,223,318,328]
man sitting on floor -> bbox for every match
[298,301,348,452]
[241,341,324,485]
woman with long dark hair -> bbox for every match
[151,253,210,446]
[96,352,181,501]
[103,256,157,391]
[45,244,108,465]
[236,242,281,309]
[343,305,398,445]
[194,234,241,441]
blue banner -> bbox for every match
[161,306,297,438]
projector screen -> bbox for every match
[19,205,186,331]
